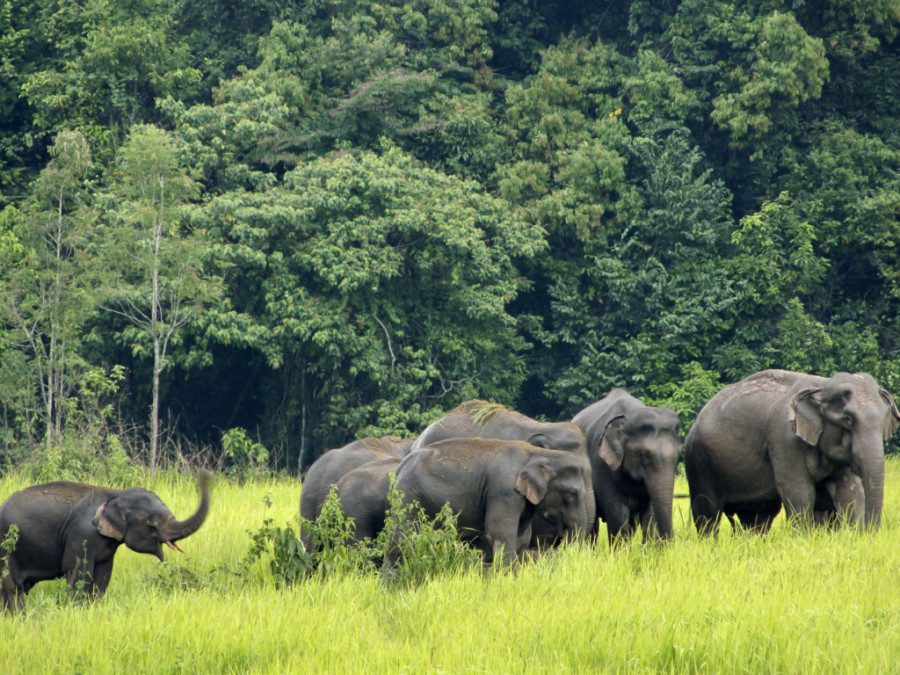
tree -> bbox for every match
[188,145,543,468]
[104,124,208,472]
[0,130,95,447]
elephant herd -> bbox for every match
[0,368,897,611]
[301,369,900,570]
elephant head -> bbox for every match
[94,470,211,560]
[790,372,900,528]
[515,453,588,540]
[597,407,681,539]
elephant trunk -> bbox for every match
[159,470,211,542]
[646,471,675,541]
[858,443,885,530]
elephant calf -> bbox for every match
[0,471,211,612]
[383,438,588,570]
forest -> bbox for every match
[2,0,899,474]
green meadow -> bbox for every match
[2,463,899,674]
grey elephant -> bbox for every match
[0,471,211,612]
[685,369,900,535]
[300,435,412,551]
[332,457,403,544]
[411,400,594,545]
[572,389,681,544]
[383,438,588,570]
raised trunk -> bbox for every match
[159,471,211,542]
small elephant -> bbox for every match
[685,369,900,535]
[334,457,403,544]
[572,389,681,544]
[300,435,413,552]
[0,471,211,612]
[383,438,588,570]
[411,400,594,546]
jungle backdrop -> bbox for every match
[1,0,899,472]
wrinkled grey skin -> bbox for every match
[572,389,681,544]
[300,435,413,552]
[333,457,403,544]
[411,401,594,545]
[383,438,588,570]
[0,471,211,612]
[685,370,900,535]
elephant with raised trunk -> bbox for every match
[685,370,900,535]
[572,389,681,544]
[411,400,594,545]
[383,438,588,570]
[0,471,211,612]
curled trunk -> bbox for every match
[159,470,212,542]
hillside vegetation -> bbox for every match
[2,1,900,470]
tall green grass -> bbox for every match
[1,463,900,673]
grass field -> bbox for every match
[1,462,900,673]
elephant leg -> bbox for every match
[691,493,722,537]
[604,502,633,546]
[0,564,25,613]
[484,498,525,567]
[777,479,816,525]
[732,501,780,534]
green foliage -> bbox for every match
[243,479,480,588]
[3,0,900,469]
[378,476,482,587]
[222,427,270,476]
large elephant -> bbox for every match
[411,400,594,544]
[383,438,588,569]
[300,435,412,552]
[685,369,900,535]
[572,389,681,544]
[0,471,211,612]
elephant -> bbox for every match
[382,438,588,570]
[300,435,413,552]
[684,369,900,535]
[571,389,681,544]
[411,400,594,546]
[333,457,403,545]
[0,470,211,612]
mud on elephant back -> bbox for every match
[411,400,595,547]
[0,470,212,612]
[685,370,900,535]
[382,438,589,571]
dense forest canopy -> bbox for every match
[1,0,899,471]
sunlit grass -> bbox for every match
[1,462,900,672]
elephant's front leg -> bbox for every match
[484,497,526,567]
[776,476,817,525]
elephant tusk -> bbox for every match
[165,540,185,553]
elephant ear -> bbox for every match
[526,432,552,449]
[515,460,551,505]
[880,388,900,440]
[598,416,626,471]
[93,499,126,541]
[790,388,823,446]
